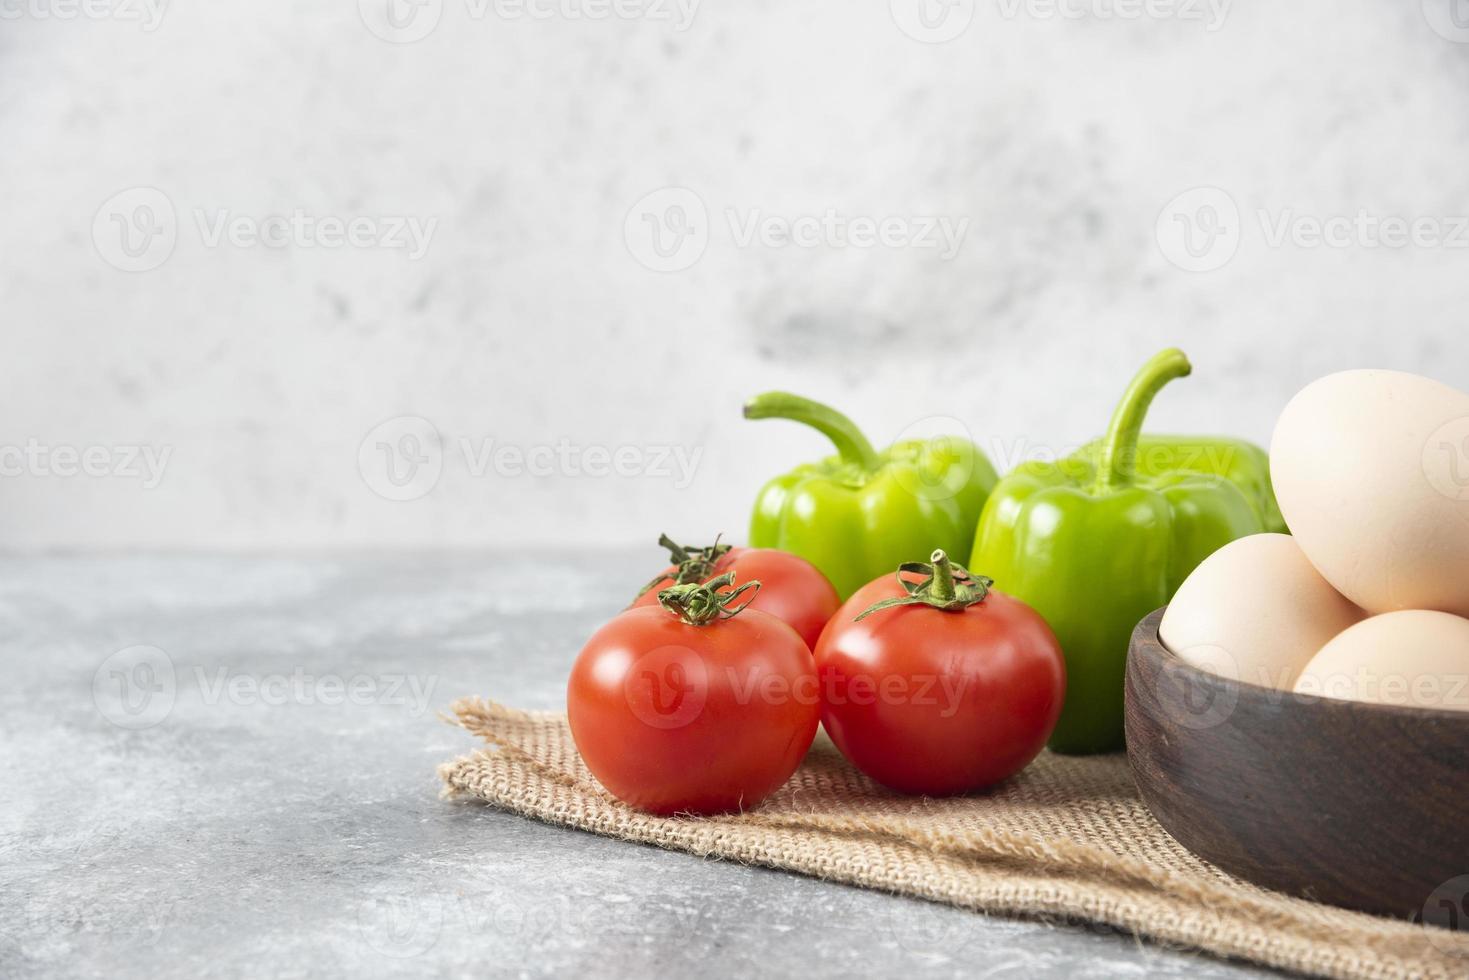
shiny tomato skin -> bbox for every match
[567,604,819,815]
[814,578,1065,796]
[632,547,839,649]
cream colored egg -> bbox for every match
[1270,369,1469,617]
[1160,533,1364,690]
[1293,610,1469,712]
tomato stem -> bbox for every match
[635,533,733,598]
[853,550,993,621]
[657,572,761,626]
[928,549,957,602]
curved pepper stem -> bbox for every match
[1092,348,1192,495]
[744,392,881,473]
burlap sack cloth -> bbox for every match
[438,698,1467,979]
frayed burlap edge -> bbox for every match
[438,697,1466,980]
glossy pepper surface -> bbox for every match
[1074,434,1285,534]
[745,392,998,600]
[969,349,1263,754]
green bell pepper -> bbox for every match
[969,349,1263,754]
[1074,434,1285,534]
[745,392,998,600]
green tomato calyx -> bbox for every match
[657,572,761,626]
[854,549,994,621]
[636,533,734,598]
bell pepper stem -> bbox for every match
[743,392,881,472]
[1093,349,1192,494]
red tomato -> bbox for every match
[815,567,1065,796]
[632,545,838,649]
[568,600,819,815]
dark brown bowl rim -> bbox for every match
[1136,606,1469,726]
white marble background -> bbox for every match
[1,0,1467,551]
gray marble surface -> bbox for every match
[6,3,1469,554]
[1,553,1279,979]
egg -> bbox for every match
[1160,533,1364,689]
[1293,610,1469,712]
[1270,369,1469,618]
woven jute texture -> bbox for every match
[437,698,1467,980]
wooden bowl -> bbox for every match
[1125,607,1469,919]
